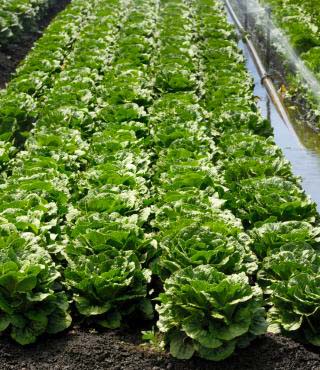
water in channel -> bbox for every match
[225,5,320,212]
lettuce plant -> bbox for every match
[67,212,156,265]
[225,177,317,227]
[217,132,281,161]
[268,272,320,346]
[0,234,71,345]
[258,243,320,290]
[152,189,237,233]
[157,265,267,361]
[156,222,257,280]
[249,221,320,259]
[64,249,152,328]
[220,156,294,184]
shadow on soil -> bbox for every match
[0,327,319,370]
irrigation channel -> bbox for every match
[224,0,320,211]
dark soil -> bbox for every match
[0,327,319,370]
[0,0,71,89]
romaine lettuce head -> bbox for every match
[65,249,152,327]
[155,64,197,92]
[156,222,257,280]
[152,189,238,232]
[78,184,144,214]
[220,156,293,184]
[157,265,266,361]
[258,243,320,291]
[0,234,71,345]
[217,132,280,160]
[268,272,320,346]
[226,177,317,227]
[211,111,273,137]
[67,212,156,265]
[249,221,320,259]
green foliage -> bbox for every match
[249,221,320,259]
[0,0,319,355]
[141,327,164,350]
[157,266,267,361]
[268,272,320,346]
[225,177,317,227]
[0,234,71,345]
[64,249,152,326]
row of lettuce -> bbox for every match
[258,0,320,127]
[150,0,267,361]
[152,0,320,359]
[0,0,59,47]
[261,0,320,53]
[0,0,138,345]
[197,0,320,348]
[0,0,319,362]
[0,0,101,166]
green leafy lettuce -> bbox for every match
[249,221,320,259]
[0,234,71,345]
[268,272,320,346]
[157,265,266,361]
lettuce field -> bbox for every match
[0,0,320,368]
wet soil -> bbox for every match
[0,0,71,89]
[0,327,319,370]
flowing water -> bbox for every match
[225,3,320,211]
[232,0,320,102]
